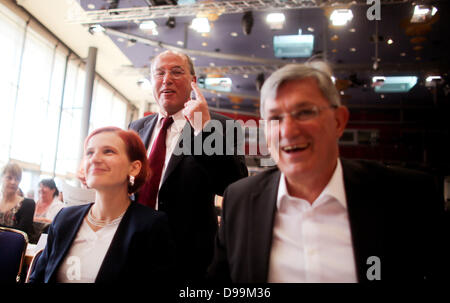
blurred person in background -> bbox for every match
[31,179,65,243]
[34,179,64,223]
[0,162,35,238]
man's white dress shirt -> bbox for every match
[268,159,358,283]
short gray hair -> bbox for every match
[150,50,196,77]
[260,61,340,118]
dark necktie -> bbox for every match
[138,116,174,209]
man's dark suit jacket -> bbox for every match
[208,159,448,282]
[29,202,174,283]
[129,112,248,281]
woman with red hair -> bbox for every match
[29,127,174,283]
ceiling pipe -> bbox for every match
[105,27,287,65]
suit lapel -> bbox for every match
[341,159,382,283]
[139,114,158,149]
[248,170,280,282]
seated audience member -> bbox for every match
[29,126,174,283]
[0,162,35,237]
[34,179,65,223]
[208,62,447,282]
[31,179,65,243]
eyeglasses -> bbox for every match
[267,105,338,123]
[152,67,186,80]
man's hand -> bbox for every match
[182,81,211,134]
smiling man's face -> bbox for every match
[265,77,348,183]
[151,51,195,116]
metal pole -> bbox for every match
[77,47,97,173]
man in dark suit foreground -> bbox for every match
[208,62,447,282]
[129,50,248,282]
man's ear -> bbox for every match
[334,106,350,138]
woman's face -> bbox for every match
[38,184,55,203]
[84,131,141,192]
[1,173,20,196]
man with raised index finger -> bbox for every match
[129,50,248,282]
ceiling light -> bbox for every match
[88,24,105,35]
[350,47,356,52]
[349,28,356,32]
[177,41,184,46]
[426,76,442,82]
[330,9,353,26]
[307,27,314,32]
[266,13,285,30]
[230,32,238,37]
[139,20,157,30]
[191,17,210,33]
[242,11,254,35]
[202,42,208,47]
[243,74,248,78]
[411,5,438,23]
[87,4,95,9]
[425,75,442,87]
[400,52,406,57]
[387,38,393,45]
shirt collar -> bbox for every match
[277,158,347,210]
[157,109,186,133]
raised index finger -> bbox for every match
[191,81,204,101]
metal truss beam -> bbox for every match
[68,0,410,24]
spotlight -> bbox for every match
[256,73,265,91]
[108,0,119,10]
[166,17,176,28]
[329,9,353,26]
[266,13,285,30]
[88,24,105,35]
[411,5,438,23]
[190,17,210,33]
[241,11,254,35]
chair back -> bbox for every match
[25,248,44,283]
[0,227,28,283]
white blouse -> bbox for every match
[56,217,122,283]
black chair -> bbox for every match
[0,227,28,283]
[26,248,44,283]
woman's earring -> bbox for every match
[129,175,135,187]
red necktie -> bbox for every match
[138,116,174,209]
